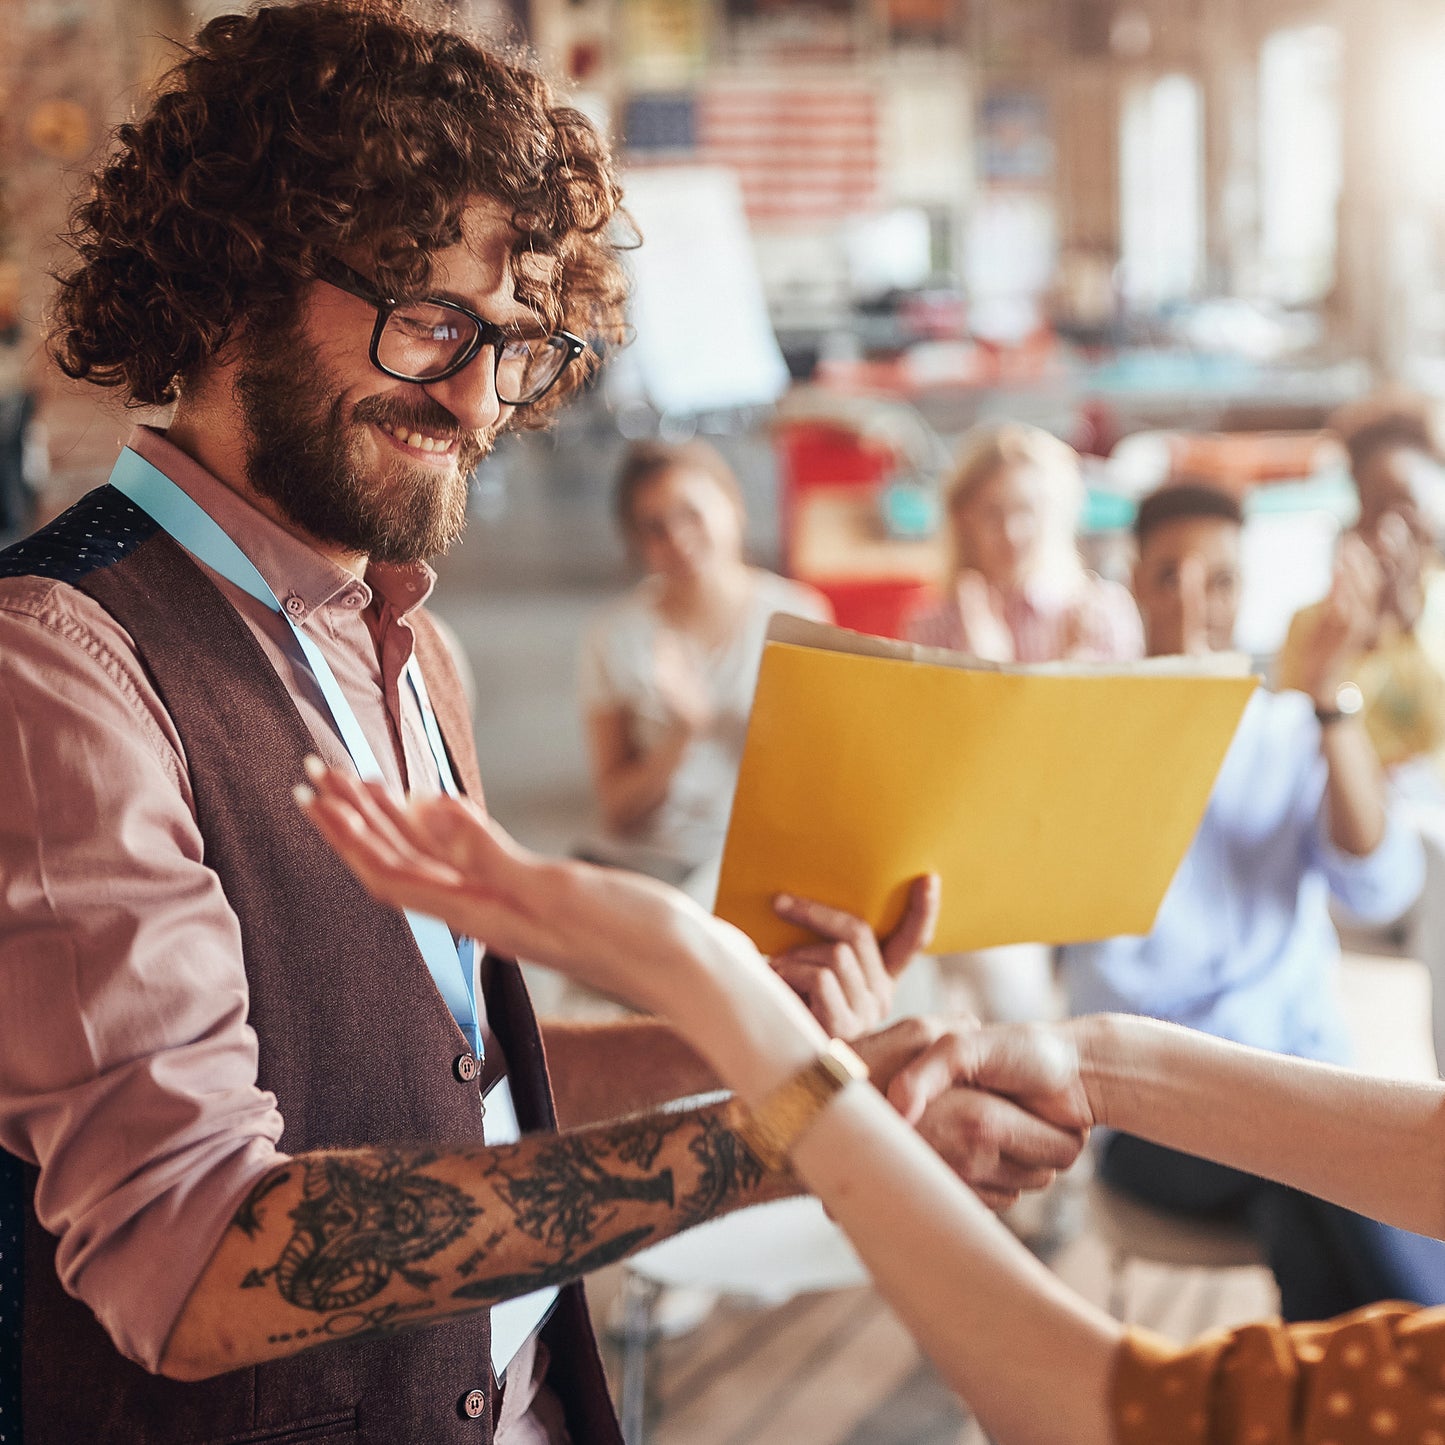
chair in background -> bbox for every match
[1088,1175,1276,1334]
[613,1196,868,1443]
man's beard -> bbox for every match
[235,321,494,565]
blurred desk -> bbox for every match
[787,485,942,637]
[789,485,946,583]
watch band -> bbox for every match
[1315,681,1364,727]
[728,1038,870,1173]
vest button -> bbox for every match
[453,1052,479,1083]
[459,1387,487,1420]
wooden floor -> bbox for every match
[570,952,1435,1444]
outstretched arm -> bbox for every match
[893,1013,1445,1243]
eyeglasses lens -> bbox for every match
[378,305,569,402]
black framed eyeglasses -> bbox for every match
[312,255,586,406]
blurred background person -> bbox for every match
[904,423,1143,1030]
[1278,393,1445,788]
[1062,481,1441,1319]
[579,439,832,904]
[905,421,1142,665]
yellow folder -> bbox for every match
[715,616,1257,954]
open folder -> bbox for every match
[714,616,1257,955]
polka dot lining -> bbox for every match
[1114,1303,1445,1443]
[0,485,159,584]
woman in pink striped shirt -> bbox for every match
[905,423,1143,1026]
[905,423,1142,664]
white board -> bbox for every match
[617,165,791,415]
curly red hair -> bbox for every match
[49,0,629,425]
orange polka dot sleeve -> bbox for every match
[1112,1304,1445,1444]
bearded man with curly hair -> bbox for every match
[0,3,1081,1442]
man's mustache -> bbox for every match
[354,395,475,444]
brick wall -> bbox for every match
[3,0,190,512]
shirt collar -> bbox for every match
[128,426,437,621]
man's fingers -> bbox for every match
[879,873,941,977]
[973,1187,1021,1214]
[983,1160,1058,1195]
[772,957,861,1038]
[887,1033,980,1122]
[918,1087,1084,1179]
[775,943,871,1007]
[773,893,876,954]
[773,893,891,998]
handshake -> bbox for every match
[766,883,1090,1210]
[298,759,1095,1213]
[811,1010,1094,1213]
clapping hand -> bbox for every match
[1296,533,1383,707]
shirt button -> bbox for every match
[283,593,306,618]
[453,1052,479,1083]
[459,1388,487,1420]
[343,591,363,608]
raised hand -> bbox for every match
[1294,533,1383,705]
[296,760,762,1020]
[770,876,942,1039]
[652,628,715,735]
[955,570,1015,662]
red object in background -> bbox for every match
[775,420,934,639]
[810,577,936,639]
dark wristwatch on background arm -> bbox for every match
[1315,681,1364,727]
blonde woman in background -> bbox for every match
[906,422,1142,664]
[906,424,1142,1028]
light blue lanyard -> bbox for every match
[109,448,482,1060]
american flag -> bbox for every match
[695,81,881,226]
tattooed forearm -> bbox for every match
[451,1226,657,1303]
[239,1151,483,1312]
[175,1100,789,1376]
[488,1131,676,1256]
[678,1113,768,1228]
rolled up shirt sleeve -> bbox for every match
[0,579,287,1371]
[1113,1303,1445,1444]
[1313,800,1426,928]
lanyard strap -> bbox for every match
[108,448,483,1059]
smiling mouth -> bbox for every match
[374,419,459,456]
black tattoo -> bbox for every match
[233,1168,292,1239]
[241,1151,482,1312]
[677,1115,765,1228]
[451,1226,657,1303]
[489,1134,675,1259]
[615,1123,670,1171]
[265,1296,435,1345]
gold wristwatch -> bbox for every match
[728,1039,869,1173]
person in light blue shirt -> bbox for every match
[1062,482,1444,1320]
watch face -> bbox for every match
[1337,681,1365,717]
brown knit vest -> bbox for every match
[2,486,621,1445]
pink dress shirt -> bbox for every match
[904,569,1144,663]
[0,428,553,1438]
